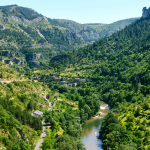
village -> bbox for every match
[52,76,86,87]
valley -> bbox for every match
[1,4,150,150]
[0,5,138,73]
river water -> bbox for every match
[81,103,109,150]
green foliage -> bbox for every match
[37,16,150,150]
[0,5,42,20]
[0,5,137,73]
[0,105,36,150]
[48,17,138,44]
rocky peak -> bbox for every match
[42,16,48,22]
[142,7,150,18]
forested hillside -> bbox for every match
[0,62,55,150]
[0,5,137,72]
[0,4,148,150]
[34,15,150,149]
[49,18,138,43]
[0,61,102,150]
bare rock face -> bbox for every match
[142,7,150,18]
[1,51,11,57]
[5,60,13,65]
[42,16,48,22]
[0,51,15,57]
[0,24,5,30]
[13,58,21,65]
[31,61,40,67]
[10,16,29,23]
[28,53,41,60]
[0,59,5,63]
[11,53,15,57]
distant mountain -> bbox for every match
[0,5,42,20]
[0,5,138,70]
[48,18,139,44]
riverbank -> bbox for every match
[81,102,109,150]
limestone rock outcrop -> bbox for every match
[28,53,41,60]
[0,24,5,30]
[31,61,43,67]
[10,16,29,23]
[0,51,15,57]
[142,7,150,18]
[13,58,21,65]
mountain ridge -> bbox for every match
[0,5,138,72]
[34,10,150,150]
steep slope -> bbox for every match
[0,5,86,70]
[48,18,138,44]
[0,5,138,70]
[0,62,55,150]
[34,11,150,149]
[0,5,42,20]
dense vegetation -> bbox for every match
[1,4,150,150]
[48,18,138,44]
[41,90,101,150]
[32,16,150,149]
[0,5,42,20]
[0,62,54,149]
[0,5,137,72]
[0,62,102,150]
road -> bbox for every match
[0,78,51,150]
[48,102,52,111]
[35,121,46,150]
[35,101,52,150]
[0,79,26,84]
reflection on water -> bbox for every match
[81,103,109,150]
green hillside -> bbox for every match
[0,5,137,72]
[0,62,98,150]
[0,4,148,150]
[34,15,150,149]
[48,18,138,44]
[0,5,42,20]
[0,62,56,150]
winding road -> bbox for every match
[35,121,47,150]
[35,101,52,150]
[0,79,52,150]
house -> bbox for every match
[33,77,39,80]
[72,83,77,87]
[74,78,80,83]
[52,76,56,79]
[55,78,61,81]
[74,78,86,83]
[52,75,61,80]
[68,83,73,86]
[31,110,43,118]
[60,81,67,85]
[80,79,86,82]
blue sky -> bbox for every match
[1,0,150,24]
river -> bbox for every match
[81,102,109,150]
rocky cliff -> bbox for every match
[27,53,41,60]
[142,7,150,18]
